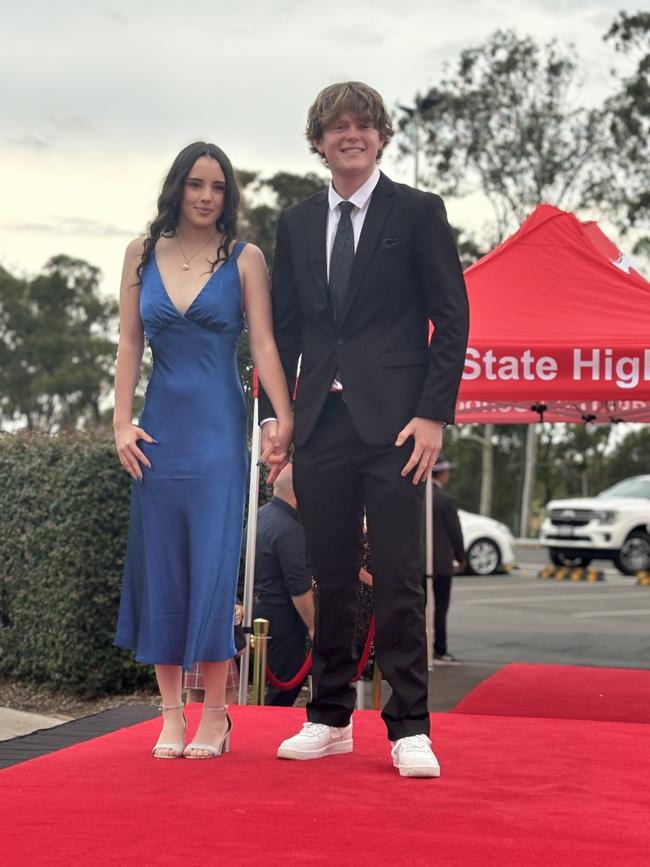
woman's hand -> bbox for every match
[114,422,155,480]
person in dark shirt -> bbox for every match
[253,464,315,705]
[429,457,465,664]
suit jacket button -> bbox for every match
[337,337,345,345]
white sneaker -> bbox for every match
[391,734,441,778]
[277,721,353,760]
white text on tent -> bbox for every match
[463,348,650,390]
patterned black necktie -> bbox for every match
[328,200,355,320]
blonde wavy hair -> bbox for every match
[306,81,394,163]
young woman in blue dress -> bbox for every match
[113,142,292,759]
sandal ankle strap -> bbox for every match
[161,703,184,711]
[204,704,228,711]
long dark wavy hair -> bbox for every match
[136,141,240,284]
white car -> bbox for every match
[458,510,516,576]
[539,475,650,575]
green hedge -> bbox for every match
[0,432,155,696]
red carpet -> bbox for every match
[452,663,650,724]
[2,704,650,866]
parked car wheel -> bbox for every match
[613,531,650,575]
[549,551,593,568]
[467,538,501,575]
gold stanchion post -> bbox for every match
[251,618,270,706]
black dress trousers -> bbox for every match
[293,393,429,741]
[433,574,453,656]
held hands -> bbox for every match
[395,417,444,485]
[260,416,294,484]
[359,566,374,587]
[114,422,155,481]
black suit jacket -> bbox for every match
[431,483,466,576]
[259,172,469,446]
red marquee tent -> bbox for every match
[455,204,650,424]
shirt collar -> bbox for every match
[328,166,381,213]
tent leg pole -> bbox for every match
[238,398,261,706]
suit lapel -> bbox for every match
[308,191,329,310]
[338,173,397,327]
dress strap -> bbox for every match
[231,240,247,261]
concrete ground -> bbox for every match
[0,708,70,742]
[450,543,650,668]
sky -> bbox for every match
[1,0,641,297]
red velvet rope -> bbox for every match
[265,615,376,692]
[265,650,313,691]
[351,615,376,684]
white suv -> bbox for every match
[540,475,650,575]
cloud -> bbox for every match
[4,135,51,150]
[3,218,136,237]
[0,0,642,298]
[102,8,128,25]
[48,115,94,133]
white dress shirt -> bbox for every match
[326,165,381,278]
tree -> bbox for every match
[399,30,608,245]
[600,427,650,488]
[602,12,650,259]
[444,424,526,531]
[397,30,614,525]
[236,170,327,420]
[239,169,326,265]
[0,256,118,432]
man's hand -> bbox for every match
[260,418,293,484]
[395,417,444,485]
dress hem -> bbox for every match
[113,640,237,671]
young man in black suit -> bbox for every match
[259,81,469,777]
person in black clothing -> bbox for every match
[430,457,465,664]
[259,81,469,776]
[253,464,315,706]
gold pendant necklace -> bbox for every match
[175,234,217,270]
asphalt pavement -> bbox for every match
[449,542,650,669]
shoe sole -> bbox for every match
[394,761,441,778]
[277,740,353,760]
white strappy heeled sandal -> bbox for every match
[152,703,186,759]
[183,705,232,759]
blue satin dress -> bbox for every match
[114,241,248,669]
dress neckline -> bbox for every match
[153,245,236,318]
